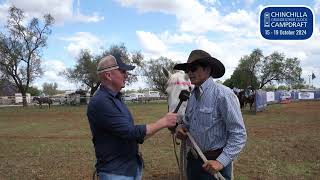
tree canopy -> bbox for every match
[259,52,304,89]
[63,49,100,96]
[42,82,63,96]
[64,44,144,95]
[224,49,304,90]
[143,57,176,94]
[100,44,144,84]
[27,86,41,96]
[0,6,54,106]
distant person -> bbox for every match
[232,87,240,96]
[174,49,247,180]
[245,86,254,98]
[87,55,177,180]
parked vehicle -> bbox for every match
[123,93,145,101]
[144,91,160,99]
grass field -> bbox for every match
[0,101,320,180]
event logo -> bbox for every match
[260,6,313,40]
[300,92,310,98]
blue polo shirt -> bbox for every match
[87,85,147,176]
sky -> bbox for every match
[0,0,320,91]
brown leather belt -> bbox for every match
[188,148,223,160]
[204,148,223,160]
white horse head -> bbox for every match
[163,67,192,180]
[163,68,193,116]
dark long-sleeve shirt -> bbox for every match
[87,85,146,176]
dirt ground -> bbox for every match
[142,101,320,179]
[234,101,320,180]
[0,101,319,180]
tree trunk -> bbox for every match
[22,92,28,107]
[90,83,100,96]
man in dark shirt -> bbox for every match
[87,54,177,180]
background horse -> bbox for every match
[245,93,255,110]
[236,91,246,109]
[236,90,255,110]
[33,96,53,108]
[163,68,192,180]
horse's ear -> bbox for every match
[162,67,171,79]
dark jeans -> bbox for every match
[187,156,232,180]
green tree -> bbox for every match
[64,44,143,96]
[291,82,307,89]
[259,52,285,88]
[0,6,54,106]
[277,85,289,91]
[42,82,60,96]
[227,49,304,90]
[261,84,277,91]
[100,43,144,84]
[227,67,259,89]
[223,78,234,88]
[27,86,41,96]
[143,57,176,94]
[240,49,262,89]
[282,57,304,88]
[226,49,261,89]
[259,52,304,89]
[63,49,100,96]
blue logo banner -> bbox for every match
[260,6,313,40]
[255,90,267,112]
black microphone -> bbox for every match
[173,90,190,113]
[169,90,190,133]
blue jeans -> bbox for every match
[98,164,143,180]
[187,156,232,180]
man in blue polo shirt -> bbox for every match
[87,54,177,180]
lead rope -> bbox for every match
[180,139,187,180]
[172,134,180,169]
[168,103,182,180]
[171,132,186,180]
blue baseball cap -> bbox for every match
[97,55,135,73]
